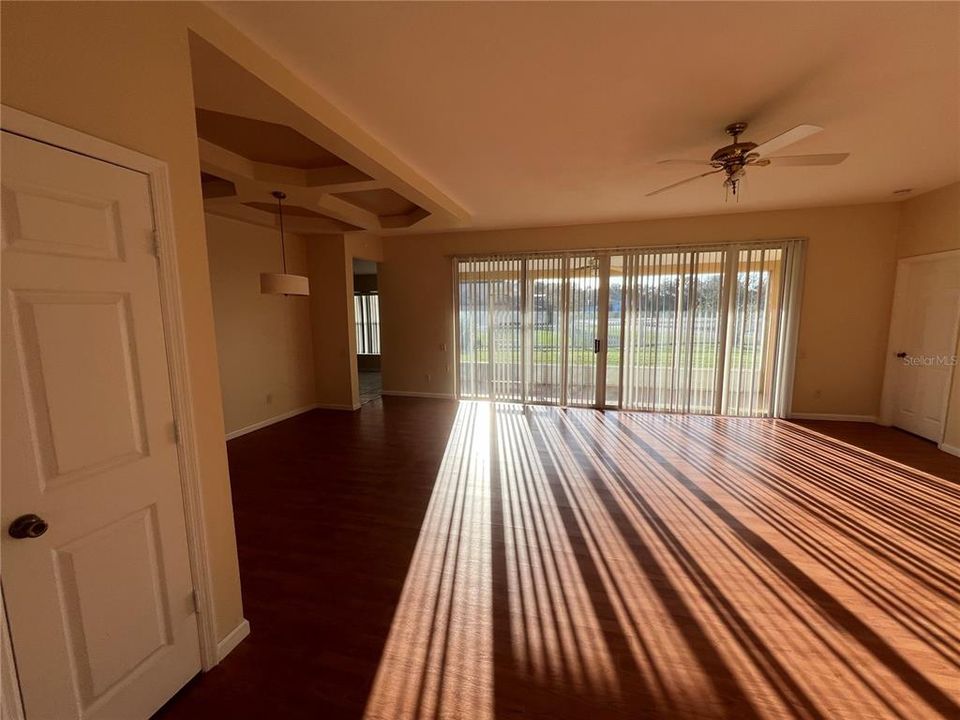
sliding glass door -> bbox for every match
[455,240,801,417]
[459,255,606,407]
[457,258,522,401]
[565,255,604,407]
[526,256,565,404]
[722,246,786,416]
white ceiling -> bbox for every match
[211,2,960,231]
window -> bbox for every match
[354,293,380,355]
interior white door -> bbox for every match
[888,253,960,441]
[1,131,201,719]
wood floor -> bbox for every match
[359,370,383,405]
[792,419,960,481]
[155,399,960,720]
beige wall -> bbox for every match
[381,202,902,416]
[897,183,960,258]
[289,230,386,410]
[896,182,960,451]
[206,218,387,420]
[206,215,316,434]
[307,236,356,408]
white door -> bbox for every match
[887,253,960,441]
[1,132,201,719]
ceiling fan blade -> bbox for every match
[646,169,722,197]
[656,159,712,166]
[751,124,823,158]
[768,153,849,166]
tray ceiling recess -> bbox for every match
[197,109,431,233]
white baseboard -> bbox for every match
[939,442,960,458]
[216,619,250,663]
[315,402,361,411]
[382,390,457,400]
[225,404,320,440]
[789,413,878,423]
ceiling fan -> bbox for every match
[647,122,849,197]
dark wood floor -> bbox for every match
[791,419,959,482]
[156,399,960,720]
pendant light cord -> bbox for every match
[273,190,288,274]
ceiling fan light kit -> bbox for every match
[649,121,849,199]
[260,190,310,297]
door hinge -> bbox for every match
[191,589,200,614]
[151,230,161,258]
[172,419,181,445]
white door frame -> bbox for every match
[1,588,25,720]
[0,106,221,685]
[879,248,960,445]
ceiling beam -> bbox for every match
[205,202,359,234]
[305,165,385,192]
[198,138,388,193]
[198,138,385,230]
[380,207,431,229]
[312,194,381,231]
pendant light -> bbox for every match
[260,190,310,296]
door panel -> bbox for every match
[1,181,123,261]
[55,506,169,702]
[13,291,148,485]
[890,255,960,441]
[1,131,201,720]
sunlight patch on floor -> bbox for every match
[363,402,960,720]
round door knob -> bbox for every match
[8,514,48,539]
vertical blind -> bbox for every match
[455,240,802,417]
[354,293,381,355]
[724,246,785,416]
[620,249,726,413]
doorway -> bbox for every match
[353,258,382,404]
[455,240,803,417]
[882,251,960,442]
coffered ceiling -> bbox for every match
[190,35,464,234]
[197,110,347,170]
[209,1,960,232]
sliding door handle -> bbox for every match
[594,338,601,354]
